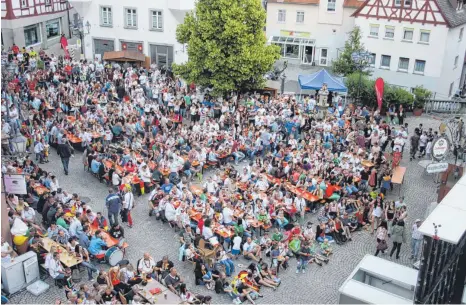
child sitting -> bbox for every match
[320,238,333,257]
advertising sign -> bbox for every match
[3,174,27,195]
[426,162,449,174]
[431,137,449,161]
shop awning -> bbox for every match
[269,36,316,46]
[103,51,145,62]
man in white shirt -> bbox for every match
[138,252,156,275]
[203,177,218,195]
[222,203,234,226]
[49,252,65,280]
[242,237,261,262]
[123,187,134,228]
[68,216,83,237]
[411,219,423,259]
[21,205,36,224]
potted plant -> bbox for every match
[412,86,432,116]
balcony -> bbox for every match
[167,0,195,11]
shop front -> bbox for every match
[269,30,316,65]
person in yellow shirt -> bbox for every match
[28,47,37,58]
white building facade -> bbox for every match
[1,0,72,52]
[69,0,194,66]
[353,0,466,98]
[266,0,363,67]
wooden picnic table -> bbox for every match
[391,166,406,195]
[33,184,49,196]
[137,279,181,304]
[89,224,128,249]
[41,237,83,268]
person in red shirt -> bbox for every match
[12,43,19,55]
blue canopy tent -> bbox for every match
[298,69,347,93]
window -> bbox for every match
[45,0,50,4]
[100,6,112,26]
[296,11,305,23]
[320,48,328,66]
[385,26,394,39]
[419,30,430,43]
[398,57,409,71]
[460,27,464,41]
[404,0,412,6]
[46,19,60,40]
[278,9,286,22]
[454,55,459,68]
[369,53,376,66]
[403,28,413,41]
[20,0,28,7]
[449,82,454,97]
[24,25,40,46]
[327,0,336,11]
[151,10,163,30]
[369,24,379,37]
[380,55,391,68]
[414,60,426,74]
[125,8,137,28]
[285,44,299,58]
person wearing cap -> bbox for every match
[411,219,423,259]
[155,255,174,280]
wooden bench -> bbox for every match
[391,166,406,195]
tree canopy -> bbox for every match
[173,0,280,95]
[332,26,370,76]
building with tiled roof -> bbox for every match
[352,0,466,98]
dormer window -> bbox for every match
[395,0,412,6]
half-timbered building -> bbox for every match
[1,0,72,51]
[353,0,466,98]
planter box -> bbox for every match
[413,108,423,116]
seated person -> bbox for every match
[137,252,156,276]
[164,267,183,295]
[92,212,108,230]
[109,223,125,247]
[155,255,174,280]
[88,230,107,257]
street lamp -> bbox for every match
[351,51,373,105]
[71,18,91,55]
[2,129,29,161]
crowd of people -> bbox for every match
[0,45,445,304]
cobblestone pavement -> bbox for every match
[10,116,452,304]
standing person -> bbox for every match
[57,138,74,175]
[411,219,423,260]
[389,220,406,259]
[105,187,122,226]
[122,186,134,228]
[409,129,420,161]
[374,220,389,256]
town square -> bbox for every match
[1,0,466,304]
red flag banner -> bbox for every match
[60,35,70,59]
[374,78,384,110]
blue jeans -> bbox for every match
[81,261,99,280]
[233,151,245,164]
[108,211,119,226]
[220,259,235,276]
[297,257,309,271]
[411,238,422,258]
[246,149,256,160]
[61,157,70,174]
[276,218,289,229]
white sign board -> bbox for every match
[432,137,449,161]
[426,162,449,174]
[3,174,27,195]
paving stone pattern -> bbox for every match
[10,116,451,304]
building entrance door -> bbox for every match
[301,45,313,65]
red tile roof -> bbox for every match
[343,0,365,8]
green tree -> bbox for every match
[412,85,432,108]
[173,0,280,95]
[332,26,370,76]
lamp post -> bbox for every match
[1,129,29,161]
[351,51,372,105]
[71,18,91,57]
